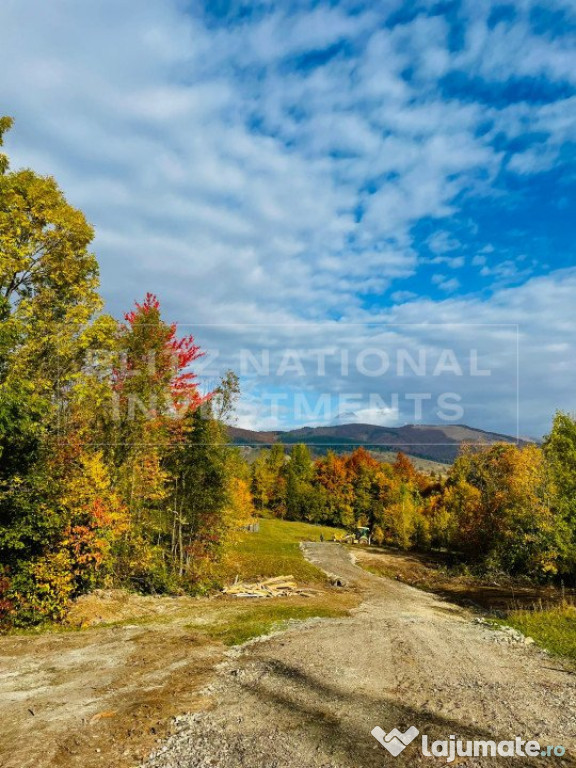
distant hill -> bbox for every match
[228,423,528,464]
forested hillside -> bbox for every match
[229,422,529,464]
[248,426,576,580]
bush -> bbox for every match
[10,551,74,626]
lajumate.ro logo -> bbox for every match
[371,725,566,762]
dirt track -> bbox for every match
[0,612,220,768]
[144,543,576,767]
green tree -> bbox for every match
[284,444,317,521]
[251,449,276,512]
[544,412,576,550]
[0,118,108,616]
[166,407,229,588]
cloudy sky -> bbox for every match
[1,0,574,437]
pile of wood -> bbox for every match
[222,575,316,598]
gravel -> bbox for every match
[143,544,576,767]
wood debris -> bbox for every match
[222,575,317,598]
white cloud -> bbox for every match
[0,0,544,323]
[458,0,576,84]
[391,290,418,303]
[427,231,461,255]
[0,0,574,434]
[432,275,461,293]
[431,255,466,268]
[192,268,576,437]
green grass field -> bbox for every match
[202,518,355,644]
[200,599,349,645]
[504,604,576,661]
[222,517,344,583]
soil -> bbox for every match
[143,544,576,768]
[0,593,224,768]
[353,546,574,612]
[3,546,576,768]
[0,587,350,768]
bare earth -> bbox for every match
[0,595,223,768]
[144,543,576,768]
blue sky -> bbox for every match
[0,0,575,436]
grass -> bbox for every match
[199,597,350,646]
[207,518,357,644]
[56,518,358,647]
[503,604,576,661]
[222,517,344,583]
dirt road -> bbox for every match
[0,606,221,768]
[145,543,576,767]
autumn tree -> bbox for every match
[0,117,101,391]
[106,294,211,589]
[446,443,570,577]
[0,120,263,623]
[0,118,118,621]
[315,451,354,528]
[251,449,277,513]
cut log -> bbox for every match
[222,574,313,598]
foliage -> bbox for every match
[249,436,576,583]
[446,443,571,577]
[250,445,433,550]
[0,121,252,626]
[164,409,229,588]
[0,566,13,628]
[10,550,75,625]
[544,411,576,553]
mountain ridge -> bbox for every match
[228,422,529,464]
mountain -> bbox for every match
[227,423,527,464]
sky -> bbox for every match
[0,0,575,437]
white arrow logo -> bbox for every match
[371,725,420,756]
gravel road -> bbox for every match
[144,543,576,767]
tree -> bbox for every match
[114,293,206,430]
[0,118,114,621]
[108,294,212,590]
[166,407,229,587]
[0,118,100,390]
[284,444,317,521]
[446,443,570,578]
[251,450,276,513]
[315,451,354,527]
[544,411,576,555]
[0,119,264,623]
[392,452,417,484]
